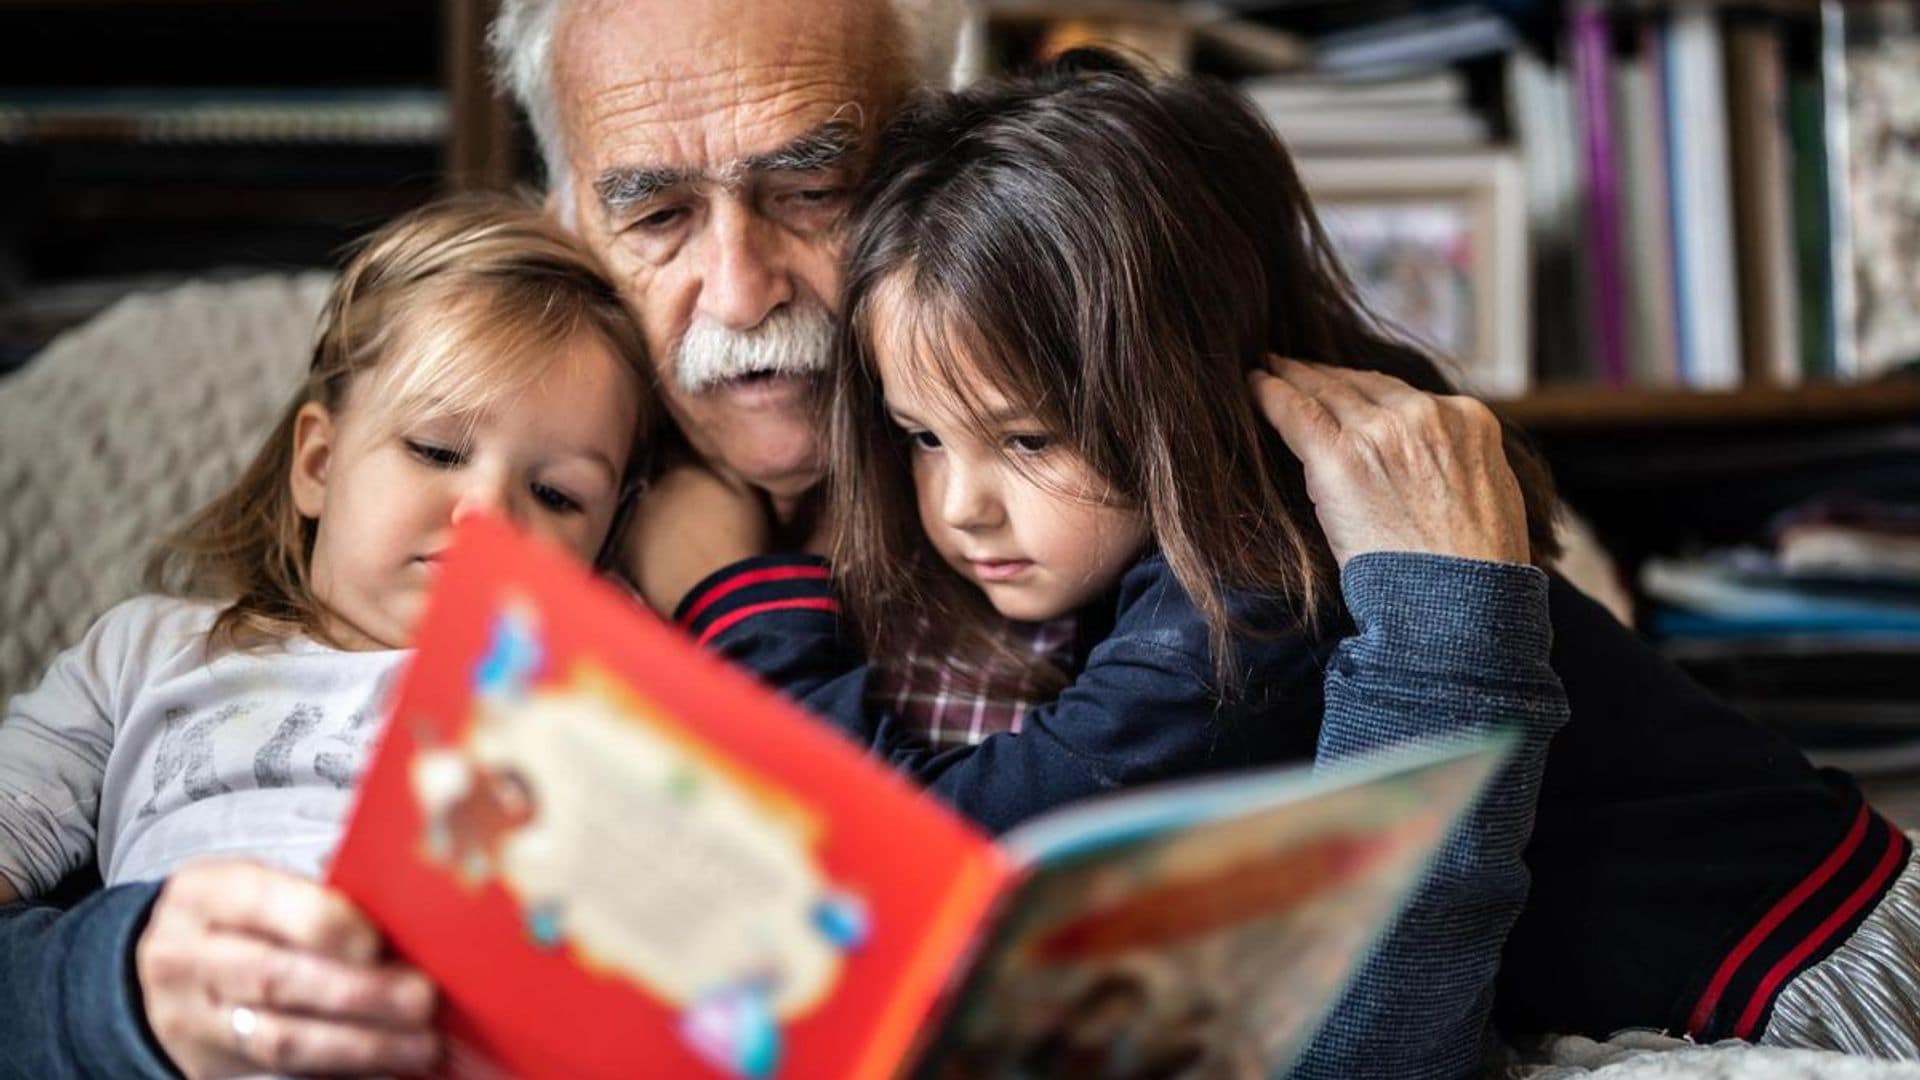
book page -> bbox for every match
[916,741,1506,1079]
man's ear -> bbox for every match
[289,401,336,519]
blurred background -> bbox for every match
[3,0,1919,805]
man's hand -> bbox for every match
[1249,357,1530,569]
[622,464,773,614]
[137,860,439,1079]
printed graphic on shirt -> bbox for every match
[137,695,377,819]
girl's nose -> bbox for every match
[940,463,1004,531]
[451,473,517,526]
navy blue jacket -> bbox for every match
[679,551,1571,1079]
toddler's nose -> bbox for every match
[452,475,516,526]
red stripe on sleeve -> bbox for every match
[694,597,839,647]
[1686,803,1871,1035]
[680,564,831,627]
[1732,825,1906,1039]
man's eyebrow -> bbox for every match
[594,119,861,215]
[740,118,861,174]
[594,164,701,212]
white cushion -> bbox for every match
[0,273,333,700]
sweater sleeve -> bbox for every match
[676,554,1287,835]
[0,882,181,1080]
[0,600,144,898]
[1291,552,1569,1080]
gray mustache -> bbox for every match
[674,303,834,394]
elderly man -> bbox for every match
[3,1,1911,1078]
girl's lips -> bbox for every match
[968,558,1034,582]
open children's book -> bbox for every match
[328,516,1511,1080]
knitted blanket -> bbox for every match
[0,273,331,700]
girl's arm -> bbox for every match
[0,606,125,900]
[1293,552,1568,1080]
[676,553,1316,835]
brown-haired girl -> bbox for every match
[0,195,656,1072]
[628,52,1570,1078]
[646,51,1920,1077]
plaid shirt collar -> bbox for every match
[869,616,1079,749]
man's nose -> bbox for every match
[940,461,1004,532]
[697,198,794,331]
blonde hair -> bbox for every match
[148,194,657,648]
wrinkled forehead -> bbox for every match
[552,0,897,176]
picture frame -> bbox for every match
[1295,152,1530,399]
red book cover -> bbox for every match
[328,515,1008,1080]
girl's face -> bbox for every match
[290,331,642,650]
[871,304,1151,624]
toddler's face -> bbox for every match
[871,319,1149,624]
[290,332,642,650]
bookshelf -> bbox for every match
[1214,0,1920,431]
[1226,2,1920,763]
[0,0,517,364]
[1500,377,1920,432]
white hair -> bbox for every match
[673,299,835,394]
[488,0,963,218]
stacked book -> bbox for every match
[1244,2,1513,152]
[1239,6,1529,400]
[1641,498,1920,772]
[1513,1,1920,390]
[1242,69,1487,154]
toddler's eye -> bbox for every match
[532,483,583,515]
[405,439,464,469]
[906,430,943,452]
[1007,433,1052,455]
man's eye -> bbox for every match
[791,187,843,206]
[906,430,943,452]
[532,483,583,514]
[1007,433,1052,455]
[405,439,464,469]
[631,206,687,232]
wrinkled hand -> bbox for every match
[1249,357,1529,568]
[137,860,438,1079]
[622,464,772,615]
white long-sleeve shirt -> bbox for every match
[0,595,404,895]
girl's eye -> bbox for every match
[906,430,943,452]
[405,439,464,469]
[1007,433,1052,455]
[532,483,583,515]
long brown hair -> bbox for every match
[148,194,658,648]
[830,51,1558,689]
